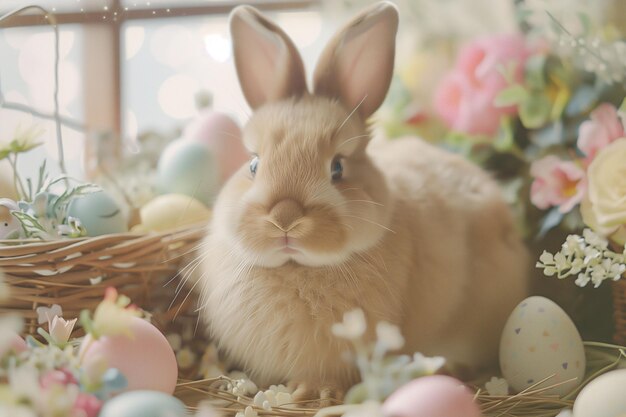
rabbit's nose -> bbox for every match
[268,199,304,232]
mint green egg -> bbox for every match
[99,390,186,417]
[157,139,219,205]
[67,191,128,236]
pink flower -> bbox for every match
[72,392,102,417]
[530,156,587,213]
[40,368,78,389]
[577,103,625,162]
[435,34,532,136]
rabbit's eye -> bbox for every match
[250,156,259,177]
[331,158,343,181]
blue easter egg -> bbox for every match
[67,191,128,236]
[99,390,186,417]
[157,139,219,205]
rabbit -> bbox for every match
[196,1,529,400]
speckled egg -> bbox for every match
[500,296,585,396]
[80,317,178,394]
[98,390,186,417]
[382,375,482,417]
[135,194,211,232]
[0,198,21,239]
[67,191,128,236]
[183,110,249,184]
[156,139,219,205]
[573,369,626,417]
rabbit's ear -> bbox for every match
[230,6,307,109]
[313,1,398,120]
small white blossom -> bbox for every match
[485,377,509,396]
[244,406,257,417]
[412,353,446,373]
[537,229,625,288]
[253,391,267,407]
[376,322,404,351]
[47,315,77,346]
[275,392,292,407]
[36,304,62,325]
[332,309,367,340]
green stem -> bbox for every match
[8,154,28,200]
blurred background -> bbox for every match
[1,0,622,180]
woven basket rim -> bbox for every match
[0,223,207,251]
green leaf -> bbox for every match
[493,117,514,152]
[524,55,547,90]
[619,97,626,114]
[11,211,49,239]
[519,93,552,129]
[494,84,528,107]
[537,207,564,239]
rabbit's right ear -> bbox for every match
[230,6,307,109]
[313,2,398,120]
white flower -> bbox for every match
[539,251,554,264]
[375,321,404,351]
[275,392,293,407]
[485,377,509,396]
[244,406,258,417]
[554,252,568,270]
[556,409,573,417]
[583,138,626,245]
[575,273,590,287]
[47,315,77,346]
[412,353,446,373]
[332,309,367,340]
[36,304,62,325]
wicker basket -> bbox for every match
[613,278,626,346]
[0,225,205,336]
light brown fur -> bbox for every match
[196,2,528,393]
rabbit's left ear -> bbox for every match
[230,6,307,109]
[313,1,399,120]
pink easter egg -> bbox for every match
[80,317,178,394]
[183,110,249,184]
[0,333,27,357]
[382,375,482,417]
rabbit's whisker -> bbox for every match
[339,214,396,234]
[337,94,368,132]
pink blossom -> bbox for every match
[577,103,625,162]
[530,156,587,213]
[40,368,78,389]
[72,392,102,417]
[435,34,532,136]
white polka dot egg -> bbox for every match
[499,296,585,396]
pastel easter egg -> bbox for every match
[136,194,211,232]
[184,110,249,184]
[80,317,177,394]
[98,390,186,417]
[499,296,585,396]
[67,191,128,236]
[0,198,21,239]
[382,375,482,417]
[157,139,219,205]
[573,369,626,417]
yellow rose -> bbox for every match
[582,137,626,245]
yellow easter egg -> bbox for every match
[139,194,211,232]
